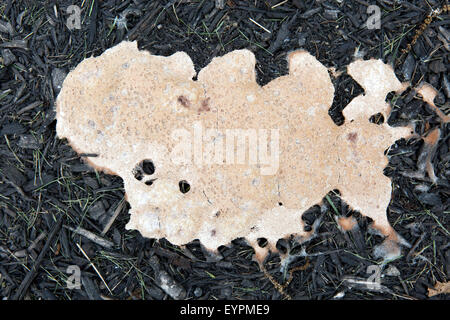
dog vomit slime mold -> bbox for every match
[56,41,413,262]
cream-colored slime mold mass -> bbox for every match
[56,41,412,262]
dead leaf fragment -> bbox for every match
[416,82,450,123]
[337,216,357,232]
[427,281,450,297]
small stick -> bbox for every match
[248,18,271,33]
[12,215,63,300]
[271,0,288,9]
[76,243,113,295]
[67,225,114,249]
[101,198,125,236]
[27,232,46,251]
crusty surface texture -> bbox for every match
[56,41,412,259]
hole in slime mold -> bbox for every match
[369,113,385,125]
[132,166,143,181]
[142,159,155,175]
[133,160,154,180]
[276,238,289,254]
[257,238,268,248]
[145,178,157,186]
[179,180,190,193]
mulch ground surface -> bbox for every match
[0,0,449,300]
